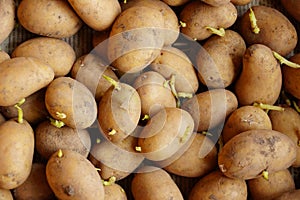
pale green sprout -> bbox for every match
[14,98,26,123]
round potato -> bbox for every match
[218,129,297,180]
[0,0,15,45]
[0,50,10,64]
[0,189,13,200]
[46,149,104,200]
[12,37,76,77]
[282,53,300,99]
[0,57,54,107]
[17,0,82,38]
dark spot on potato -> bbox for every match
[254,137,265,145]
[209,194,218,200]
[63,185,75,196]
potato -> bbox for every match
[13,163,55,200]
[273,189,300,200]
[163,133,217,178]
[197,30,246,88]
[222,105,272,143]
[89,136,144,181]
[161,0,191,6]
[248,169,295,200]
[138,107,194,161]
[12,37,76,77]
[201,0,230,7]
[45,77,97,129]
[68,0,121,31]
[0,50,10,64]
[239,5,297,56]
[98,82,141,142]
[131,167,184,200]
[108,6,165,73]
[235,44,282,106]
[0,89,48,125]
[46,149,104,200]
[180,1,237,41]
[218,129,297,180]
[0,0,15,45]
[35,120,91,159]
[281,0,300,22]
[0,119,34,189]
[121,0,179,45]
[133,71,176,116]
[104,183,127,200]
[0,57,54,106]
[71,54,119,102]
[230,0,252,5]
[17,0,82,38]
[150,46,199,94]
[282,53,300,99]
[0,189,13,200]
[189,171,247,200]
[269,107,300,167]
[181,89,238,132]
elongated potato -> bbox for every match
[0,0,15,45]
[0,57,54,106]
[218,129,297,180]
[0,119,34,189]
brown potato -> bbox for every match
[0,57,54,106]
[68,0,121,31]
[104,183,127,200]
[0,0,15,45]
[35,120,91,159]
[46,149,104,200]
[0,119,34,189]
[218,129,297,180]
[281,0,300,22]
[189,170,247,200]
[17,0,82,38]
[13,163,55,200]
[248,169,295,200]
[282,53,300,99]
[182,89,238,132]
[45,77,97,129]
[235,44,282,106]
[0,189,13,200]
[269,106,300,167]
[222,105,272,143]
[163,133,217,178]
[131,167,184,200]
[12,37,76,77]
[0,50,10,64]
[197,30,246,88]
[239,5,297,56]
[180,1,237,41]
[273,189,300,200]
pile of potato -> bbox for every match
[1,0,300,199]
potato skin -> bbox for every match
[12,37,76,77]
[104,183,127,200]
[235,44,282,106]
[282,53,300,99]
[45,77,97,129]
[0,119,34,189]
[68,0,121,31]
[189,171,247,200]
[0,0,15,45]
[161,0,191,6]
[248,169,295,200]
[230,0,252,5]
[281,0,300,22]
[17,0,82,38]
[46,149,104,200]
[239,5,297,56]
[201,0,230,7]
[0,50,10,64]
[218,129,297,180]
[0,189,13,200]
[0,57,54,106]
[131,167,184,200]
[273,189,300,200]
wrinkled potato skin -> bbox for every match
[0,0,15,45]
[281,0,300,22]
[218,129,297,180]
[282,53,300,99]
[189,171,247,200]
[13,163,55,200]
[12,37,76,77]
[68,0,121,31]
[17,0,82,38]
[269,107,300,167]
[239,6,297,56]
[35,121,91,159]
[273,189,300,200]
[46,150,104,200]
[104,183,127,200]
[0,119,34,190]
[0,57,54,107]
[248,169,295,200]
[180,1,237,40]
[0,50,10,64]
[131,167,184,200]
[0,189,13,200]
[222,105,272,143]
[235,44,282,106]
